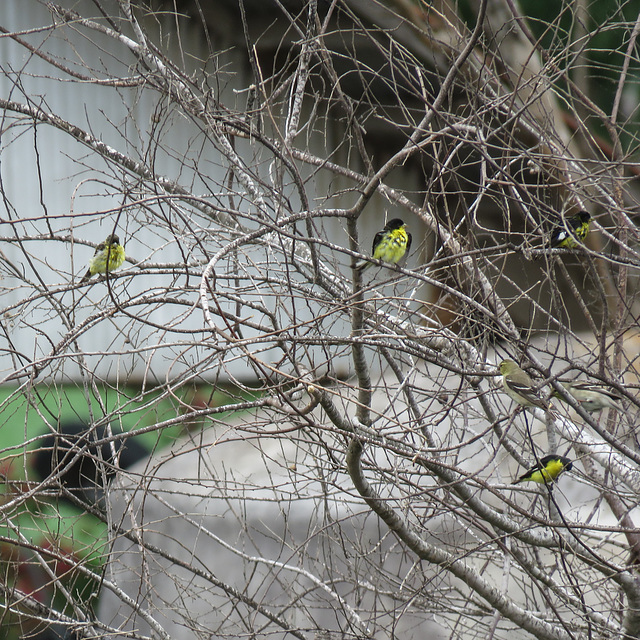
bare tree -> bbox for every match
[1,0,640,639]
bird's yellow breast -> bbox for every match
[106,244,126,271]
[89,243,126,276]
[530,458,565,483]
[373,228,408,264]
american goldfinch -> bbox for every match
[498,359,548,410]
[512,454,573,485]
[549,211,591,249]
[80,234,125,282]
[356,218,412,271]
[558,381,623,413]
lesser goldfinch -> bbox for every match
[549,211,591,249]
[557,381,623,413]
[356,218,412,271]
[512,454,573,485]
[498,359,548,410]
[80,234,126,282]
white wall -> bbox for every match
[0,0,424,385]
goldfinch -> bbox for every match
[498,359,548,410]
[356,218,411,271]
[549,211,591,249]
[558,381,623,413]
[512,454,573,485]
[80,234,125,282]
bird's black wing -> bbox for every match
[549,224,569,248]
[371,230,385,254]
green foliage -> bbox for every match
[0,382,237,638]
[520,0,640,151]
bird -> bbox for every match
[355,218,412,271]
[512,454,573,485]
[498,359,548,410]
[549,211,591,249]
[557,381,623,413]
[80,234,125,282]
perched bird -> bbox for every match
[512,454,573,485]
[80,234,125,282]
[356,218,412,271]
[549,211,591,249]
[498,359,548,410]
[557,381,623,413]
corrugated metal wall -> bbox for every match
[0,0,423,385]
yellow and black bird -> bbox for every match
[356,218,411,271]
[512,454,573,485]
[80,234,126,283]
[549,211,591,249]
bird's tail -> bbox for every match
[80,269,92,283]
[355,259,371,272]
